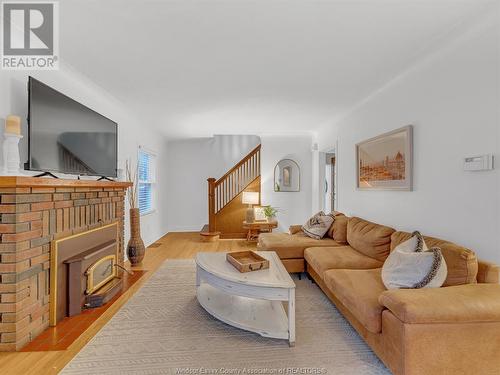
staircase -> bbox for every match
[201,144,261,240]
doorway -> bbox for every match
[324,152,336,213]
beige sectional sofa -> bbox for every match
[257,212,348,272]
[257,215,500,375]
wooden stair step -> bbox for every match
[200,224,220,242]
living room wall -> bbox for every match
[0,65,169,247]
[165,135,260,231]
[165,134,313,232]
[260,135,313,231]
[314,10,500,263]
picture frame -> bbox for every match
[254,206,267,222]
[356,125,413,191]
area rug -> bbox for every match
[62,260,391,375]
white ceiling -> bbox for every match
[60,0,494,138]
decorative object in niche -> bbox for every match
[283,166,291,187]
[356,125,413,190]
[274,159,300,192]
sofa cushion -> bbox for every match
[391,231,478,286]
[327,213,349,244]
[324,268,386,333]
[379,284,500,324]
[257,232,342,259]
[347,217,395,262]
[305,246,383,277]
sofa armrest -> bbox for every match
[477,259,500,284]
[379,284,500,324]
[289,225,303,235]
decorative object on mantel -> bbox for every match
[274,159,300,192]
[226,251,270,273]
[3,115,23,175]
[242,191,259,223]
[126,159,145,265]
[356,125,413,190]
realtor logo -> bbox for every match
[1,1,59,69]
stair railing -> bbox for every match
[207,144,261,232]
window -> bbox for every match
[138,147,156,215]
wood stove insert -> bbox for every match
[50,222,123,326]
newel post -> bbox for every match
[207,178,216,232]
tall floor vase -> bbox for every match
[127,208,145,265]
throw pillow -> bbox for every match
[302,211,334,240]
[382,231,447,289]
[390,231,477,286]
[327,213,348,244]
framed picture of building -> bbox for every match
[356,125,413,190]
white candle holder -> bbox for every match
[3,133,23,175]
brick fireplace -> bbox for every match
[0,176,131,351]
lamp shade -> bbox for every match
[242,191,259,205]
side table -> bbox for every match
[242,220,278,242]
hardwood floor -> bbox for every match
[0,232,257,375]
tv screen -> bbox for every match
[28,77,118,177]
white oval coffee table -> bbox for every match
[195,251,296,346]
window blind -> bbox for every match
[138,148,156,215]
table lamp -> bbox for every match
[242,191,259,223]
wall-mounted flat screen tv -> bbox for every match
[27,77,118,177]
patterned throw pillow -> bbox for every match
[302,211,334,240]
[382,231,447,289]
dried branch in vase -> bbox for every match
[125,159,138,209]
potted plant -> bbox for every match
[263,206,279,221]
[126,160,145,266]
